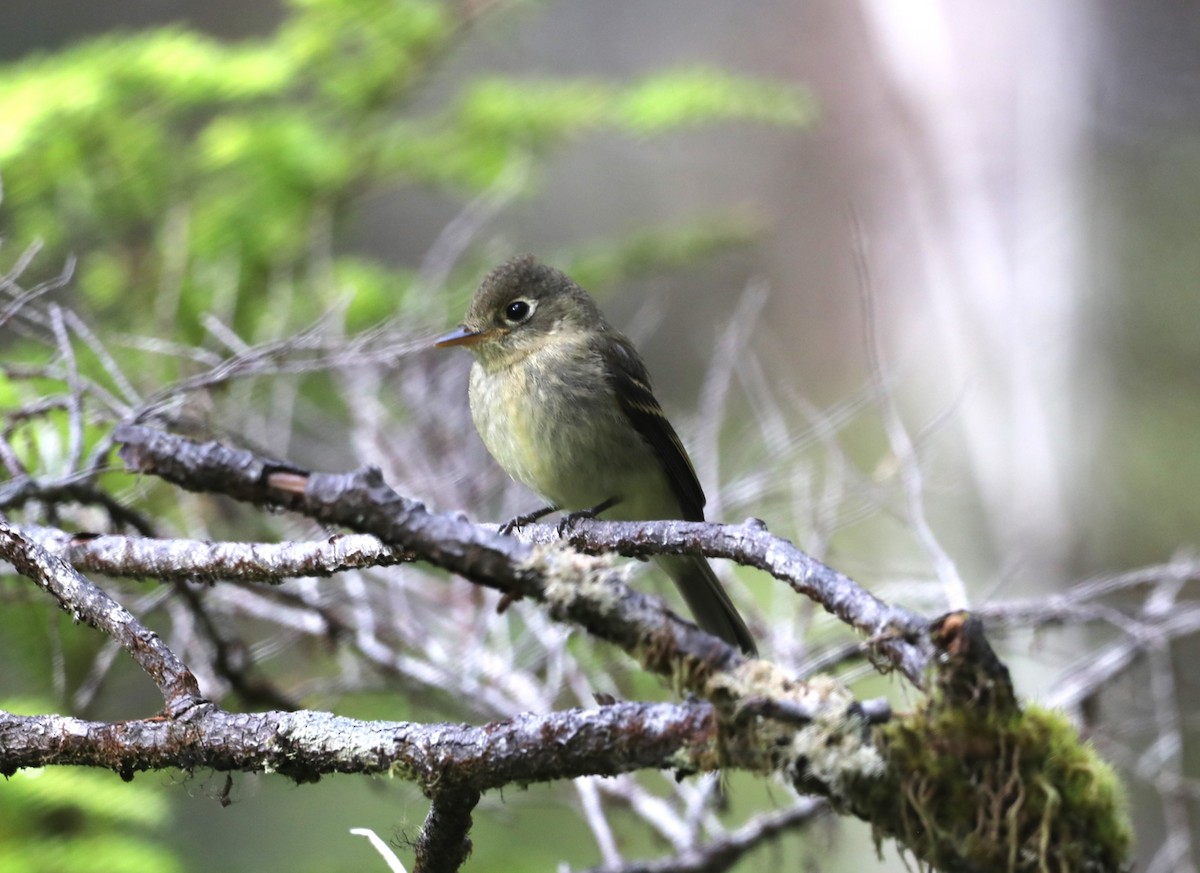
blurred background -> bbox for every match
[1,1,1197,870]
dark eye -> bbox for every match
[504,300,532,323]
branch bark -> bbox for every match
[0,701,718,785]
[113,423,930,683]
[414,786,481,873]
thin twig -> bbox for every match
[576,799,827,873]
[49,305,85,473]
[849,208,968,610]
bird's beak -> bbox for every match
[435,325,488,348]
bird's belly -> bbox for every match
[469,362,675,519]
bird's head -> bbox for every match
[435,255,605,368]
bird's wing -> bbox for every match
[602,335,707,521]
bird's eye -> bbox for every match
[504,300,533,323]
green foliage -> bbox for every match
[281,0,452,110]
[562,216,764,291]
[0,30,289,258]
[456,69,813,142]
[0,702,179,873]
[0,0,810,347]
[336,257,420,330]
[618,68,816,133]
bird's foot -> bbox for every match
[499,504,557,536]
[555,497,620,536]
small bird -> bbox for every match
[436,255,756,655]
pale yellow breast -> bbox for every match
[467,335,678,518]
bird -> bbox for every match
[436,255,756,655]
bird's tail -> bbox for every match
[656,554,757,656]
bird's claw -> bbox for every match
[555,509,592,537]
[499,505,557,536]
[555,497,619,536]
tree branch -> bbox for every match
[414,786,481,873]
[0,700,716,784]
[0,518,201,715]
[26,525,411,583]
[0,421,1134,871]
[533,517,929,681]
[113,423,930,683]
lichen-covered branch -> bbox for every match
[531,517,929,681]
[0,692,883,839]
[113,423,930,682]
[26,524,411,583]
[0,701,719,786]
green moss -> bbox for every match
[858,702,1132,871]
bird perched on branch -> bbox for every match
[437,255,756,655]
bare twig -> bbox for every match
[169,580,301,711]
[576,799,826,873]
[0,474,156,534]
[0,249,68,330]
[62,308,141,410]
[850,209,968,611]
[49,306,86,473]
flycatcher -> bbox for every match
[436,255,756,655]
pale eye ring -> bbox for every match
[504,299,534,323]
